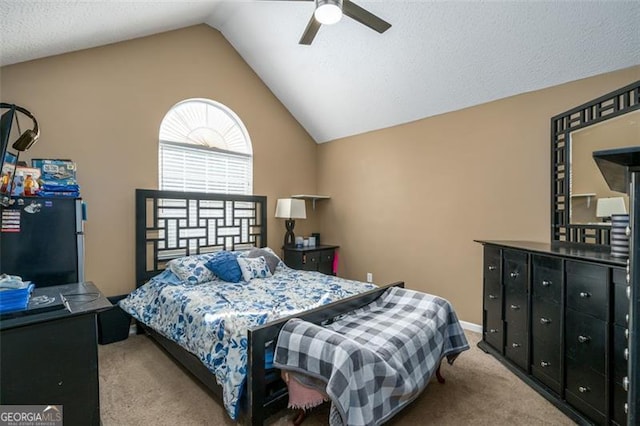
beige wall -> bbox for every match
[0,25,319,296]
[1,24,638,324]
[317,66,640,324]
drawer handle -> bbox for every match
[489,294,498,300]
[510,304,520,310]
[540,317,551,325]
[627,286,631,299]
[489,328,499,334]
[627,314,630,324]
[540,361,551,368]
[626,328,629,340]
[577,335,591,343]
[625,403,628,414]
[511,342,520,348]
[488,265,497,271]
[623,377,629,391]
[579,292,591,298]
[541,280,552,287]
[510,271,519,279]
[578,386,590,393]
[625,348,629,361]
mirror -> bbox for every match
[570,110,640,224]
[551,80,640,247]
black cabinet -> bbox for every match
[0,282,111,426]
[476,240,628,425]
[282,245,339,275]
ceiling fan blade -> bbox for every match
[342,0,391,33]
[299,14,321,45]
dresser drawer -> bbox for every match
[531,299,561,345]
[532,255,562,304]
[614,279,630,327]
[484,313,503,353]
[503,249,528,295]
[613,324,628,384]
[613,267,627,287]
[565,308,607,374]
[504,326,528,371]
[531,337,561,395]
[612,381,628,426]
[504,291,527,325]
[566,261,608,321]
[484,246,501,293]
[565,362,606,424]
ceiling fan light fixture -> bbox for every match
[314,0,343,25]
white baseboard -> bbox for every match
[459,320,482,334]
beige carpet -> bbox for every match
[99,331,574,425]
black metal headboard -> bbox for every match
[135,189,267,287]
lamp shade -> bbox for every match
[596,196,627,219]
[275,198,306,219]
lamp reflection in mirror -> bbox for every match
[275,198,306,247]
[595,196,627,222]
[315,0,343,25]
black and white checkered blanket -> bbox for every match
[274,286,470,426]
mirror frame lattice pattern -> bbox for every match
[135,189,267,285]
[551,80,640,247]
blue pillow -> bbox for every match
[205,251,242,283]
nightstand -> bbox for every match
[282,245,339,275]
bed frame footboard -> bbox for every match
[246,281,405,425]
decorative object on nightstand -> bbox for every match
[275,198,306,247]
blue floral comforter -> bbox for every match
[119,265,376,420]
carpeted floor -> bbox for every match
[98,330,574,425]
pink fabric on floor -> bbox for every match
[282,371,327,410]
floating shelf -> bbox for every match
[291,194,330,210]
[570,193,597,208]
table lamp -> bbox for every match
[275,198,306,247]
[595,197,627,222]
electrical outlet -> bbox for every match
[366,272,373,283]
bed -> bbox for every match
[123,189,408,425]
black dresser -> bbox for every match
[476,240,628,425]
[0,282,111,426]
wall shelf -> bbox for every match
[291,194,330,210]
[570,193,597,208]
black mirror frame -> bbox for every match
[551,80,640,248]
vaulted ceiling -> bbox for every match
[1,1,639,143]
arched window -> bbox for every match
[159,98,253,194]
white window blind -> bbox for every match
[158,99,253,195]
[159,142,252,194]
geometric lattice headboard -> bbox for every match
[135,189,267,286]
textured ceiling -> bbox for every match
[1,1,639,143]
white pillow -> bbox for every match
[237,256,273,282]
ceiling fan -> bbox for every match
[275,0,392,45]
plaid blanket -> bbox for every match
[274,286,470,426]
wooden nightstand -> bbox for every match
[282,245,339,275]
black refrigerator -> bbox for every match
[0,197,84,287]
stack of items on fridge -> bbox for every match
[31,159,80,197]
[0,274,34,314]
